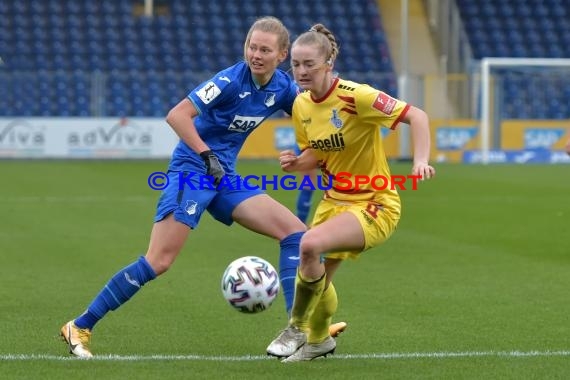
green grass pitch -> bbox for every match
[0,159,569,379]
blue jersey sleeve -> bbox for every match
[188,70,237,114]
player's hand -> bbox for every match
[200,150,225,186]
[279,149,298,172]
[565,138,570,156]
[412,162,435,180]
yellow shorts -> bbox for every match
[311,198,400,260]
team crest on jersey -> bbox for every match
[185,200,198,215]
[196,81,221,104]
[264,93,276,107]
[330,109,343,129]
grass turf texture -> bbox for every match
[0,160,569,379]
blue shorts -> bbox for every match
[154,171,265,228]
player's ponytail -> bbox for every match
[301,23,340,66]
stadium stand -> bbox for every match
[457,0,570,59]
[455,0,570,119]
[0,0,396,117]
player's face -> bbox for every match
[246,31,287,85]
[290,44,330,96]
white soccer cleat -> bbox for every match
[60,321,93,358]
[281,336,336,363]
[266,325,307,358]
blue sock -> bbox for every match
[74,256,157,330]
[279,232,303,316]
[296,189,314,224]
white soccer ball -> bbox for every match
[221,256,280,313]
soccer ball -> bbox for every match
[221,256,280,314]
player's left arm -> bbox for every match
[359,86,435,180]
[279,148,319,173]
[565,129,570,156]
[401,106,436,180]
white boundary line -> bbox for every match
[1,350,569,361]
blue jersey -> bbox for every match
[168,61,299,175]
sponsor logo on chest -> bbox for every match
[228,115,264,133]
[309,133,345,152]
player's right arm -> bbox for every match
[166,98,210,154]
[166,99,226,185]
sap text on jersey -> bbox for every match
[228,115,264,133]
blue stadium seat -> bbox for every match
[456,0,570,118]
[0,0,394,117]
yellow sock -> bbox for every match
[308,282,338,343]
[290,271,326,332]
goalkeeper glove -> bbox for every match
[200,150,225,187]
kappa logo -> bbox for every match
[238,91,251,99]
[196,81,221,104]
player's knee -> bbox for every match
[299,232,325,259]
[275,220,306,241]
[144,248,179,275]
[287,217,308,234]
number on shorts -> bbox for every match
[365,203,383,219]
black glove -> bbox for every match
[200,150,225,187]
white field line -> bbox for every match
[1,350,570,361]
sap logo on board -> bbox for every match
[67,119,151,147]
[436,127,478,150]
[550,151,570,163]
[462,150,508,164]
[523,128,566,149]
[274,127,296,150]
[0,119,45,147]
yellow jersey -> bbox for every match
[292,77,410,211]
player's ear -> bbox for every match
[278,49,288,63]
